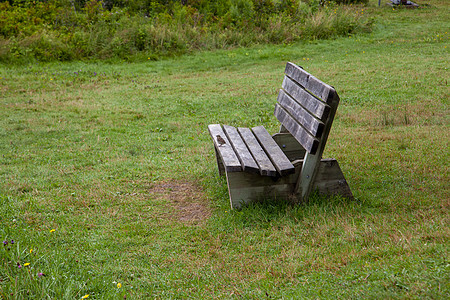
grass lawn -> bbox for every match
[0,0,448,298]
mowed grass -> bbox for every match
[0,1,449,298]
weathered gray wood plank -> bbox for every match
[276,89,325,137]
[293,82,340,200]
[214,147,226,176]
[274,104,319,154]
[314,159,353,199]
[284,62,337,104]
[252,126,295,176]
[208,124,242,172]
[223,125,259,174]
[281,76,330,121]
[225,159,351,209]
[238,127,277,177]
[226,171,297,209]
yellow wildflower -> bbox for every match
[117,283,122,288]
[24,263,30,267]
[81,295,89,299]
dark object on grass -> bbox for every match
[389,0,419,7]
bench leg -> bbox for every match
[224,158,352,209]
[214,147,226,177]
[225,171,298,210]
[295,151,321,201]
[296,156,353,202]
[313,159,353,199]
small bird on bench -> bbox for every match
[216,135,226,147]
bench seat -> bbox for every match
[208,124,295,177]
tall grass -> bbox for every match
[0,0,372,63]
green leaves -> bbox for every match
[0,1,372,63]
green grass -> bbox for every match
[1,0,449,298]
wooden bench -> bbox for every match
[208,62,352,209]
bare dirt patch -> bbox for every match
[149,181,211,225]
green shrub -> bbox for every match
[0,1,59,37]
[329,0,369,4]
[0,0,373,63]
[24,31,73,61]
[229,0,255,23]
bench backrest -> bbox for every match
[274,62,340,156]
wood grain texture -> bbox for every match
[238,127,277,177]
[225,158,351,209]
[314,159,353,199]
[226,168,298,210]
[223,125,259,174]
[274,104,319,154]
[214,147,226,177]
[294,82,340,200]
[208,124,242,172]
[281,76,330,121]
[276,89,325,137]
[252,126,295,176]
[284,62,337,104]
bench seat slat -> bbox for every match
[238,127,278,177]
[274,104,319,154]
[284,62,336,104]
[207,124,242,172]
[223,125,260,174]
[277,90,325,138]
[282,76,330,121]
[251,126,295,176]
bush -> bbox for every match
[0,0,373,63]
[330,0,369,4]
[229,0,255,24]
[24,31,73,61]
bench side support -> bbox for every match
[226,171,297,210]
[215,147,226,177]
[294,91,340,201]
[224,158,351,209]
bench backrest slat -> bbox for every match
[284,62,336,104]
[281,76,330,121]
[276,89,324,137]
[274,104,319,154]
[275,62,340,155]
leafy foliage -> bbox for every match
[0,0,372,62]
